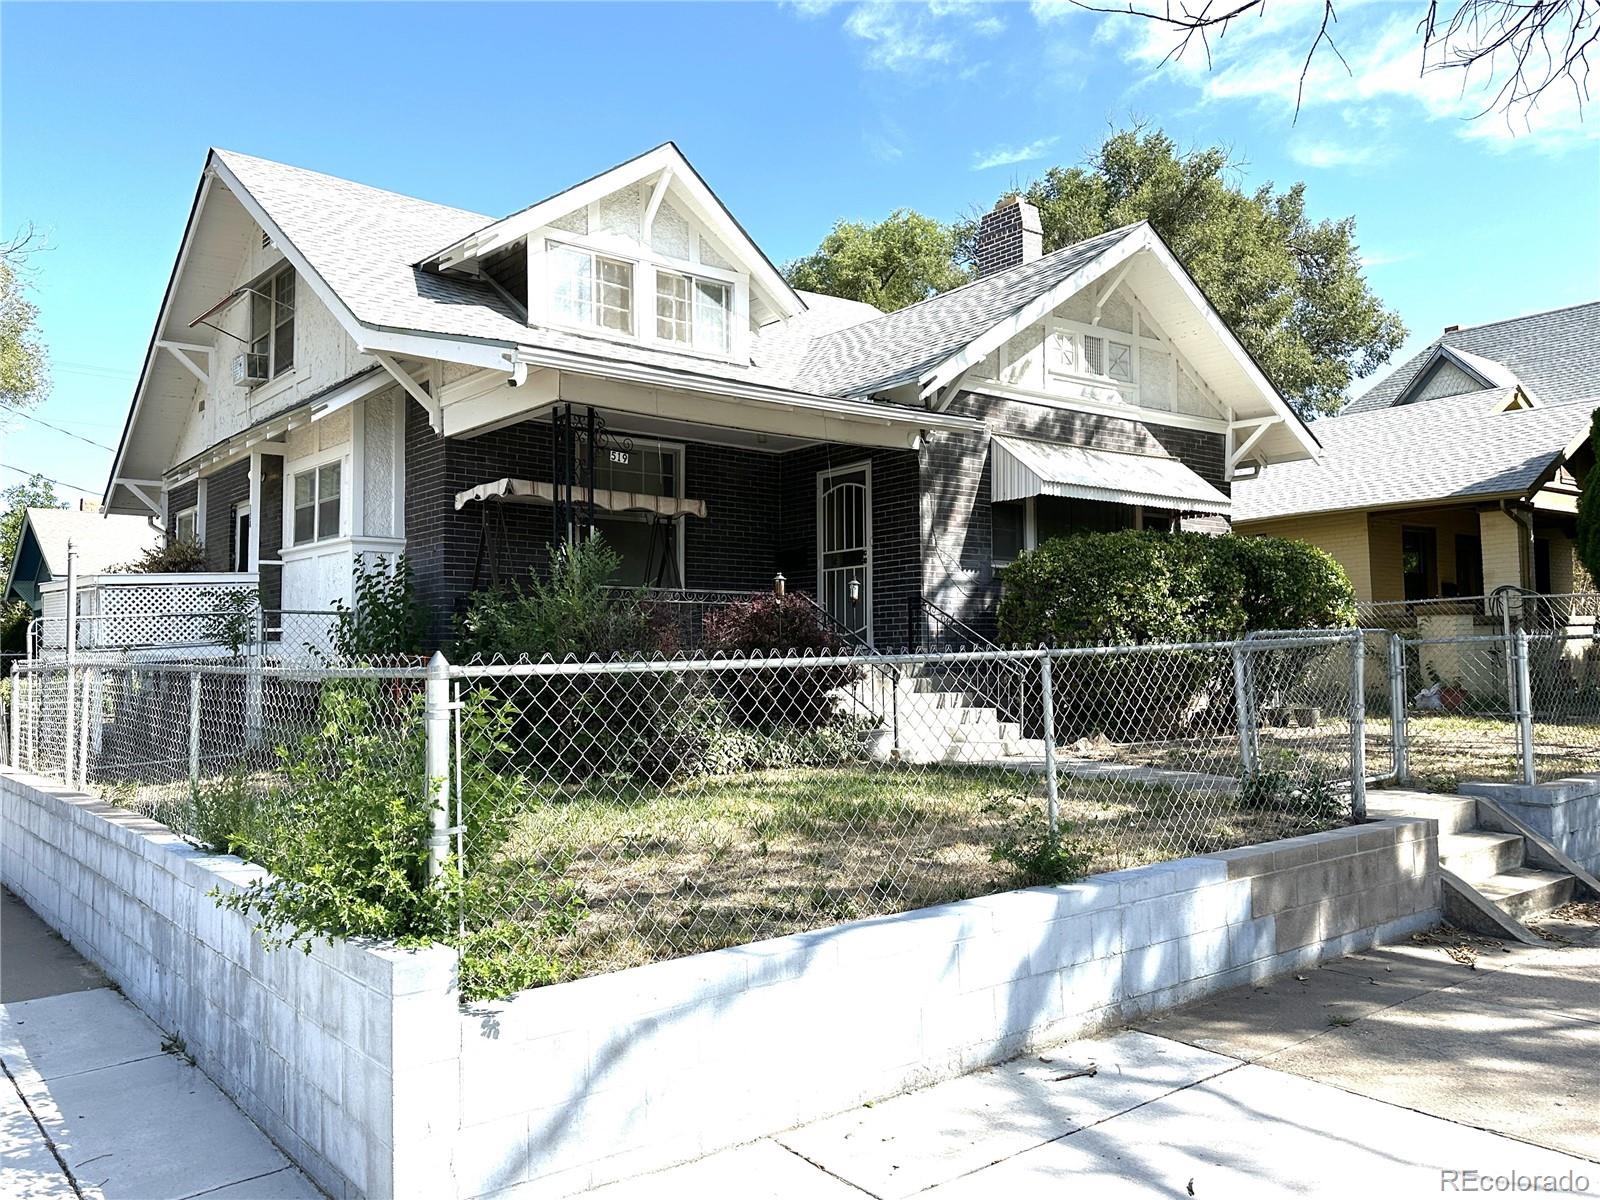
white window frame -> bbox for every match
[1043,317,1138,395]
[248,266,296,384]
[654,268,732,354]
[991,497,1036,569]
[174,506,199,546]
[287,453,345,547]
[544,240,636,337]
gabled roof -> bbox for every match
[1346,300,1600,415]
[5,508,161,599]
[1233,389,1597,523]
[419,142,804,322]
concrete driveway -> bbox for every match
[590,911,1600,1198]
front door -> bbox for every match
[817,464,872,643]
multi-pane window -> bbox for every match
[1049,326,1134,389]
[549,243,633,334]
[992,501,1025,566]
[655,271,730,353]
[249,268,295,381]
[292,461,341,546]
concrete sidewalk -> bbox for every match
[589,914,1600,1198]
[0,888,323,1199]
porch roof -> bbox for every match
[990,436,1232,516]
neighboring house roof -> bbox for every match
[795,226,1140,397]
[5,508,162,602]
[1345,301,1600,415]
[1232,390,1597,523]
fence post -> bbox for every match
[1350,630,1367,821]
[1232,642,1256,776]
[7,667,19,770]
[1039,652,1059,836]
[1514,627,1536,786]
[63,540,77,785]
[244,608,264,749]
[76,668,92,790]
[188,671,202,794]
[424,651,453,882]
[1387,633,1409,785]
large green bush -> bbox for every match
[997,530,1355,647]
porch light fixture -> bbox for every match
[849,579,862,605]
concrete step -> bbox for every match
[1368,790,1480,835]
[1477,867,1577,921]
[1439,831,1526,884]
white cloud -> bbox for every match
[1288,139,1380,169]
[1358,248,1418,269]
[972,135,1060,170]
[1094,0,1598,153]
[842,1,1005,73]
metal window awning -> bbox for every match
[990,435,1231,516]
[453,477,707,518]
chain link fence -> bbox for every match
[7,630,1368,995]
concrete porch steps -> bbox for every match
[1371,788,1585,942]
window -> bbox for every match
[655,271,730,353]
[174,507,198,545]
[1035,496,1137,542]
[249,268,295,381]
[548,243,633,334]
[292,462,341,545]
[1047,325,1134,389]
[582,441,683,587]
[992,501,1026,566]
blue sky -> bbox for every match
[2,0,1596,503]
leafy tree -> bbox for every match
[784,209,968,312]
[1,473,63,574]
[1577,408,1600,588]
[955,128,1406,418]
[1,228,49,416]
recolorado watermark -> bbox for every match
[1441,1170,1592,1193]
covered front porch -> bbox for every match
[420,365,982,648]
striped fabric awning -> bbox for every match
[453,477,707,518]
[990,435,1231,516]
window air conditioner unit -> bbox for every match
[232,353,269,386]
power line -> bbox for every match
[0,461,100,496]
[0,400,116,451]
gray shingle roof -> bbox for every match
[1345,301,1600,415]
[792,225,1141,397]
[1233,389,1596,523]
[216,150,889,398]
[18,509,162,577]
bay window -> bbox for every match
[548,243,633,334]
[292,461,342,545]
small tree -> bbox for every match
[1578,408,1600,588]
[330,554,429,661]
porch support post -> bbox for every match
[1039,652,1059,836]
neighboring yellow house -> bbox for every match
[1234,303,1597,607]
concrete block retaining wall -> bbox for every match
[0,769,456,1200]
[1461,774,1600,874]
[0,766,1440,1200]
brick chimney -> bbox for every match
[974,195,1043,276]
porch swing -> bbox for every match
[453,404,706,589]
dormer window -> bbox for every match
[549,242,633,334]
[655,271,730,354]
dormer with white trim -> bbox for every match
[420,143,805,367]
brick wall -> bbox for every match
[684,442,781,591]
[777,445,920,647]
[927,392,1231,632]
[203,461,251,573]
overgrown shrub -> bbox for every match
[454,537,665,661]
[116,537,205,574]
[997,530,1356,647]
[202,591,260,658]
[984,797,1097,886]
[330,554,429,661]
[701,593,860,728]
